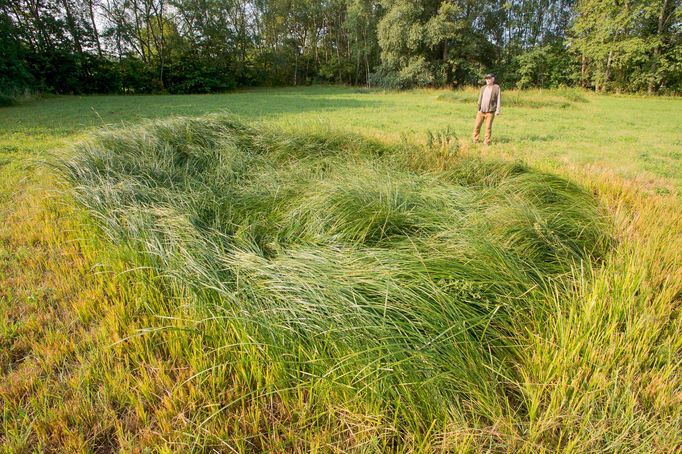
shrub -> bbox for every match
[0,94,17,107]
[397,57,434,88]
[368,66,403,89]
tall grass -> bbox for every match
[2,89,679,451]
[58,115,611,432]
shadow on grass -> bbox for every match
[0,88,384,137]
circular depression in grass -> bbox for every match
[62,115,611,417]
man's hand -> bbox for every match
[495,111,501,116]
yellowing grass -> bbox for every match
[0,89,680,452]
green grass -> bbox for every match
[58,114,611,423]
[1,87,680,452]
[1,86,680,192]
[435,88,581,109]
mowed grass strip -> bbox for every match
[435,87,588,109]
[57,116,610,429]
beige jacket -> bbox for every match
[477,84,501,114]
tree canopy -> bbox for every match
[1,0,680,95]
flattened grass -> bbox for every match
[59,115,611,427]
[2,88,680,451]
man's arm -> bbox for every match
[496,87,501,115]
[477,87,483,111]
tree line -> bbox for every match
[1,0,680,96]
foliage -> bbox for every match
[571,0,681,93]
[514,44,579,89]
[1,0,679,94]
[0,94,17,107]
[0,13,34,95]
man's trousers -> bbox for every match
[472,111,495,145]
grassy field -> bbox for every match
[2,86,681,192]
[1,87,680,452]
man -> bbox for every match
[472,74,501,145]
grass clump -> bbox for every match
[555,86,590,103]
[59,115,611,429]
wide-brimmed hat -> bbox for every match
[484,73,495,79]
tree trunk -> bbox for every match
[130,0,148,62]
[294,51,298,85]
[60,0,84,57]
[28,0,53,51]
[355,34,361,85]
[87,0,103,57]
[649,0,670,94]
[443,41,451,84]
[603,50,613,92]
[157,0,165,90]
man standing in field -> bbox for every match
[472,74,501,145]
